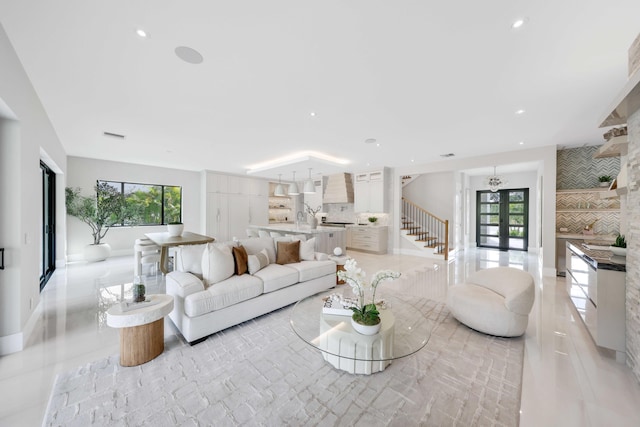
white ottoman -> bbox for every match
[446,267,534,337]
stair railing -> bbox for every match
[401,197,449,260]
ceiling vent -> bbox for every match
[323,173,354,204]
[103,131,126,139]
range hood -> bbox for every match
[323,173,354,204]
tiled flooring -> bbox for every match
[1,248,639,426]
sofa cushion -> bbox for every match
[176,244,208,276]
[201,243,235,286]
[184,274,263,317]
[276,240,301,265]
[285,260,336,282]
[254,263,299,293]
[239,236,277,264]
[232,245,249,275]
[247,249,269,275]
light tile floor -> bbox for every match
[1,248,639,426]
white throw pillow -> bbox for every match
[299,237,316,261]
[201,243,234,286]
[247,249,270,275]
[176,244,207,275]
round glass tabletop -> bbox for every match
[290,289,432,362]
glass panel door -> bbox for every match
[40,161,56,290]
[476,188,528,251]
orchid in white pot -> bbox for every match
[337,259,401,330]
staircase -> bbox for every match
[401,197,451,260]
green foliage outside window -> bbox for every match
[101,180,182,226]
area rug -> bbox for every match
[42,298,524,426]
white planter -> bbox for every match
[84,243,111,262]
[167,223,184,237]
[351,317,381,335]
[308,216,318,229]
[609,246,627,257]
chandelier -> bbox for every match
[486,166,507,192]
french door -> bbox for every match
[476,188,528,251]
[40,161,56,290]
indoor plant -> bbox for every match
[304,203,322,229]
[368,216,378,225]
[598,175,612,187]
[66,183,139,261]
[610,233,627,257]
[337,258,401,335]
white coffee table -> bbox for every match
[107,294,174,366]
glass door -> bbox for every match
[40,161,56,290]
[476,188,528,251]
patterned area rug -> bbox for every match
[43,299,524,426]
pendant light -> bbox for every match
[485,166,507,192]
[288,171,300,195]
[303,168,316,194]
[274,174,286,196]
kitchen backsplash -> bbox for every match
[556,145,620,189]
[319,203,389,225]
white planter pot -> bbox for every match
[609,246,627,257]
[84,243,111,262]
[351,317,381,335]
[167,223,184,237]
[308,216,318,229]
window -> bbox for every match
[98,180,182,226]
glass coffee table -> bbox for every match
[290,290,432,374]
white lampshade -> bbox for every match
[274,174,286,196]
[289,171,300,195]
[303,168,316,194]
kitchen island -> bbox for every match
[249,224,345,254]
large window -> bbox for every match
[99,180,182,226]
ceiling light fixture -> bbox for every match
[274,174,286,196]
[136,29,148,38]
[486,166,508,192]
[511,18,527,29]
[289,171,300,195]
[303,168,316,194]
[519,141,525,145]
[515,109,526,115]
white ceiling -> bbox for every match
[1,1,639,181]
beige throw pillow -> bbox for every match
[247,249,270,275]
[201,243,234,286]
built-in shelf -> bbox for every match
[557,209,620,213]
[556,188,611,194]
[593,135,629,158]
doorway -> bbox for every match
[476,188,528,251]
[40,161,56,290]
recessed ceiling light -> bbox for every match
[511,18,527,29]
[310,112,316,117]
[519,141,525,145]
[175,46,204,64]
[515,109,526,115]
[136,29,148,38]
[411,159,415,163]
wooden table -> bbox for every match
[106,294,174,366]
[145,231,215,274]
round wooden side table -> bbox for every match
[107,294,174,367]
[329,255,349,285]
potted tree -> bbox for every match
[66,182,138,262]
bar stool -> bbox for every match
[134,238,161,276]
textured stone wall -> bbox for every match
[626,108,640,380]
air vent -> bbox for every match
[103,131,126,139]
[440,153,455,158]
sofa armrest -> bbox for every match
[166,271,205,299]
[314,252,329,261]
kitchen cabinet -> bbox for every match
[566,242,626,361]
[354,169,387,213]
[347,226,388,254]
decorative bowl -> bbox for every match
[609,246,627,257]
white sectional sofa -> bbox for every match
[166,236,336,344]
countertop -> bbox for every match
[566,240,626,272]
[556,233,616,241]
[249,224,346,235]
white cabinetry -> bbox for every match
[347,226,388,254]
[354,169,387,213]
[204,172,268,241]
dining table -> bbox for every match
[144,231,215,274]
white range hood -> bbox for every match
[323,173,354,204]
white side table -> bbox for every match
[107,294,174,366]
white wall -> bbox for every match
[0,24,67,354]
[66,157,201,260]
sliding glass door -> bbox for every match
[476,188,528,251]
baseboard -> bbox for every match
[66,248,135,264]
[0,331,23,355]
